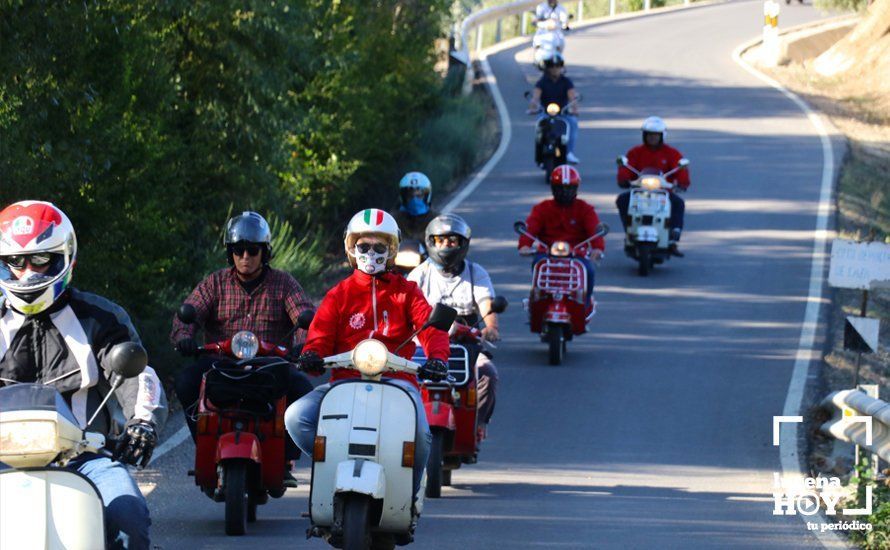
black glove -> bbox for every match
[114,419,157,468]
[296,350,325,375]
[418,358,449,382]
[175,337,198,357]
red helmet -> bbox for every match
[550,165,581,187]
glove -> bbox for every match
[418,358,449,382]
[481,326,500,342]
[175,337,198,357]
[296,350,325,375]
[114,419,157,468]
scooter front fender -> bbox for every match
[424,399,456,431]
[216,432,262,464]
[334,460,386,500]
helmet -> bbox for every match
[543,53,565,68]
[425,214,471,272]
[550,165,580,205]
[398,172,432,217]
[641,116,666,145]
[344,209,401,269]
[224,211,272,264]
[0,201,77,315]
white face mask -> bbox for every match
[355,245,389,275]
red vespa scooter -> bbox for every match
[414,296,507,498]
[514,221,608,365]
[177,304,313,536]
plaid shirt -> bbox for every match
[170,267,312,349]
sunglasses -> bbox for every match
[3,253,54,269]
[231,244,261,257]
[356,243,388,254]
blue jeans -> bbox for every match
[70,455,151,550]
[537,114,579,156]
[533,253,595,300]
[284,379,431,494]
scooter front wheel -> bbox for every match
[342,494,372,550]
[224,460,249,536]
[426,429,445,498]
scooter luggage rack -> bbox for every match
[413,344,471,387]
[533,258,585,293]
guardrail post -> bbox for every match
[521,11,529,35]
[495,18,502,43]
[644,0,651,10]
[475,25,483,52]
[577,1,584,21]
[610,0,616,16]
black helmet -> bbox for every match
[425,214,471,272]
[544,53,564,68]
[224,211,272,264]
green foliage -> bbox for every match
[815,0,869,12]
[267,213,326,296]
[0,0,464,380]
[847,457,890,548]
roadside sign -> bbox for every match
[844,316,880,354]
[828,239,890,290]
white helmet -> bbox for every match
[398,172,432,217]
[641,116,667,138]
[0,201,77,315]
[344,209,401,271]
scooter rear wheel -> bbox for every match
[637,245,653,277]
[547,325,564,365]
[342,494,372,550]
[443,468,452,487]
[224,460,248,536]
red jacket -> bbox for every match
[303,269,450,388]
[518,199,605,251]
[617,144,690,190]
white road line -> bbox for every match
[732,41,846,549]
[148,423,189,465]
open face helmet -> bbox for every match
[224,211,272,265]
[398,172,432,217]
[0,201,77,315]
[344,209,401,274]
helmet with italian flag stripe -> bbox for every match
[344,208,401,267]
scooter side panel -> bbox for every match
[376,383,417,531]
[0,469,105,550]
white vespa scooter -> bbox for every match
[617,156,689,276]
[307,304,456,550]
[531,15,571,70]
[0,343,148,550]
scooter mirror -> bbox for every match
[297,309,315,330]
[513,221,527,235]
[489,296,508,314]
[616,155,628,167]
[596,222,610,237]
[569,13,575,19]
[177,303,197,324]
[425,304,457,332]
[523,90,532,100]
[678,158,690,168]
[108,342,148,379]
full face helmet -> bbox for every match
[550,164,580,205]
[0,201,77,315]
[641,116,666,147]
[425,214,472,273]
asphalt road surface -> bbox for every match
[141,2,842,547]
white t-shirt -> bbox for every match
[408,260,495,317]
[535,2,569,27]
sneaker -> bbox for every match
[669,243,685,258]
[566,152,580,164]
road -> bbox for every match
[142,2,841,547]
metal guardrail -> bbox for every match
[820,389,890,461]
[455,0,692,94]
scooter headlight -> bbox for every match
[0,420,59,467]
[546,103,561,117]
[640,176,662,190]
[395,250,422,270]
[352,339,389,377]
[550,241,571,257]
[231,331,259,360]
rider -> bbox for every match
[535,0,570,28]
[518,165,604,303]
[391,171,437,242]
[170,211,314,484]
[284,208,450,497]
[616,116,690,256]
[0,200,166,550]
[408,214,501,437]
[527,53,580,164]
